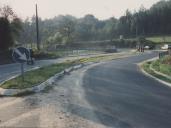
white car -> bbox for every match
[161,44,171,50]
[144,46,150,49]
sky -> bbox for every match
[0,0,160,20]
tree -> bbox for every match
[18,0,171,49]
[0,17,13,51]
[75,14,99,41]
[11,17,22,40]
[0,5,22,51]
[58,15,76,44]
[102,17,118,40]
[19,18,35,47]
[0,5,15,19]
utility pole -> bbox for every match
[36,4,40,50]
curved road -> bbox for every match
[80,52,171,128]
[1,52,171,128]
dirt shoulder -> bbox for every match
[0,64,107,128]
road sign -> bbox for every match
[12,47,30,63]
[12,47,30,81]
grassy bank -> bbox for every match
[142,57,171,83]
[151,56,171,76]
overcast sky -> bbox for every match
[0,0,160,20]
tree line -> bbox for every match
[117,0,171,37]
[19,14,118,48]
[19,0,171,49]
[1,0,171,51]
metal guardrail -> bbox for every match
[159,51,169,59]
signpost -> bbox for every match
[12,47,30,81]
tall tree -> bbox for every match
[0,17,13,51]
[0,5,22,51]
[58,15,76,44]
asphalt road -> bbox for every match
[80,51,171,128]
[1,51,171,128]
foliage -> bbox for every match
[0,17,13,50]
[18,0,171,49]
[151,56,171,76]
[142,62,171,83]
[160,56,171,65]
[0,5,22,51]
[117,1,171,37]
[19,14,119,48]
[33,50,60,59]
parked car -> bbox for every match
[161,44,171,50]
[144,46,150,49]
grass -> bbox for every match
[151,56,171,76]
[146,36,171,43]
[142,61,171,83]
[79,54,124,63]
[1,61,75,89]
[79,56,107,63]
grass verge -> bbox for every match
[79,54,124,63]
[151,56,171,76]
[1,61,76,89]
[142,61,171,83]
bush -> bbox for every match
[151,60,160,71]
[160,56,171,65]
[33,50,60,59]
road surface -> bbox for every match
[0,51,171,128]
[82,51,171,128]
